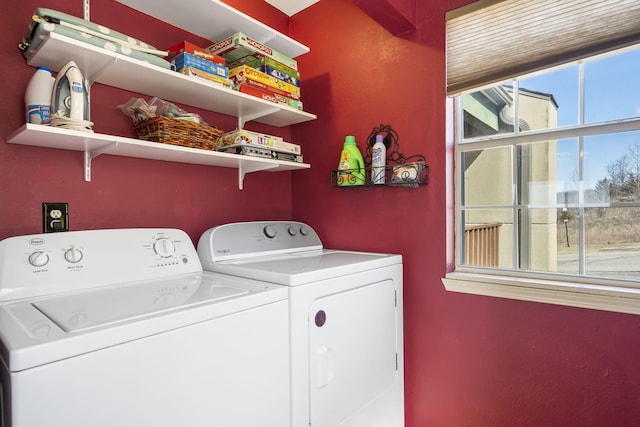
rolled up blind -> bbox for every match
[446,0,640,95]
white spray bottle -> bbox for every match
[371,134,386,184]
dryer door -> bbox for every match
[308,279,398,426]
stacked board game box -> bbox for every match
[229,65,301,110]
[165,41,230,88]
[207,32,303,109]
[165,41,225,64]
[246,56,300,87]
[237,84,303,111]
[206,32,298,70]
[217,129,303,163]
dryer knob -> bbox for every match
[299,226,309,236]
[288,225,298,236]
[263,225,278,239]
[154,238,176,257]
[28,251,49,267]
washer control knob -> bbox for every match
[28,251,49,267]
[300,225,309,236]
[288,225,298,236]
[154,238,176,258]
[263,225,278,239]
[64,247,83,263]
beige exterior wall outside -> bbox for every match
[463,87,558,271]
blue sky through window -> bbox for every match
[519,47,640,193]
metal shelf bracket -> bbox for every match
[238,105,280,129]
[84,141,117,181]
[237,160,279,189]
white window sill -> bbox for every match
[442,272,640,315]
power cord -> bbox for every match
[50,111,94,133]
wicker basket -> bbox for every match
[134,116,223,150]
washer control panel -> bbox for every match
[0,228,201,302]
[198,221,322,262]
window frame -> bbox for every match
[442,52,640,315]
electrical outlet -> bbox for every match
[43,202,69,233]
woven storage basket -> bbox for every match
[134,116,223,150]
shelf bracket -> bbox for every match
[238,105,280,129]
[85,56,118,85]
[84,141,117,181]
[237,160,279,190]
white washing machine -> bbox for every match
[197,221,405,427]
[0,228,290,427]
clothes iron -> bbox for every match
[51,60,88,121]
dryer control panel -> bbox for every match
[0,228,201,301]
[197,221,323,262]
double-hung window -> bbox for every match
[442,0,640,314]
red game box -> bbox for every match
[232,75,300,100]
[164,41,225,65]
[238,84,303,111]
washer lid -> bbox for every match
[208,249,402,286]
[33,274,247,332]
[0,272,287,372]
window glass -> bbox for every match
[584,132,640,204]
[555,138,580,201]
[462,83,515,138]
[462,209,514,269]
[517,141,560,206]
[556,206,580,276]
[519,65,579,128]
[585,48,640,123]
[583,207,640,281]
[455,44,640,286]
[518,208,559,273]
[461,147,513,207]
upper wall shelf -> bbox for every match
[115,0,310,58]
[28,33,315,128]
[26,33,316,128]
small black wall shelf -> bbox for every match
[332,124,428,188]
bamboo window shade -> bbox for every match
[446,0,640,96]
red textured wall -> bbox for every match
[1,0,294,242]
[289,0,640,426]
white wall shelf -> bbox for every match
[13,2,315,189]
[26,33,316,128]
[115,0,310,58]
[7,124,309,189]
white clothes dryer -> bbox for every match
[198,221,405,427]
[0,228,290,427]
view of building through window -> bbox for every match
[456,45,640,282]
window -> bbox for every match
[443,1,640,315]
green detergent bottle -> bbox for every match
[337,135,365,186]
